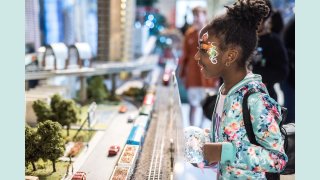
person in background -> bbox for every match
[179,6,220,127]
[270,11,284,35]
[180,14,191,35]
[27,55,40,89]
[282,16,295,123]
[268,7,295,124]
[251,0,289,102]
[191,0,287,179]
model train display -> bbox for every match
[110,91,155,179]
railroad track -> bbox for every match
[132,73,184,180]
[131,84,171,180]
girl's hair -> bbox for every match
[205,0,270,66]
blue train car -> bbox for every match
[133,115,150,130]
[126,125,145,145]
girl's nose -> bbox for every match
[194,51,200,61]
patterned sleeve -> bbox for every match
[239,93,288,173]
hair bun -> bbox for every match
[225,0,270,29]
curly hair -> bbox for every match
[205,0,270,66]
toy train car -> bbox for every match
[110,166,131,180]
[117,145,139,167]
[133,115,150,131]
[126,125,145,145]
[112,145,140,180]
[139,104,153,116]
[143,93,155,105]
[162,70,171,86]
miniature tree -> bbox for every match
[55,99,80,136]
[50,94,63,115]
[37,120,65,172]
[87,76,109,103]
[25,125,41,171]
[32,100,53,123]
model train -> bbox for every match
[110,91,155,180]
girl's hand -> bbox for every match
[203,128,210,134]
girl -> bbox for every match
[194,0,288,179]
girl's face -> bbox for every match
[194,31,228,78]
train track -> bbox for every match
[131,84,173,180]
[131,72,185,180]
[147,85,169,180]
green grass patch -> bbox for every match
[92,123,108,129]
[73,105,93,129]
[62,129,96,143]
[99,100,121,106]
[77,105,89,125]
[25,159,69,180]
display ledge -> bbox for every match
[25,55,159,80]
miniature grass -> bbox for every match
[62,129,96,143]
[25,159,69,180]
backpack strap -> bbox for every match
[242,88,261,146]
[243,89,289,177]
[243,88,287,146]
[279,106,288,150]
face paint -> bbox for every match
[201,32,209,41]
[200,32,219,64]
[207,43,218,64]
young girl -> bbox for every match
[194,0,288,179]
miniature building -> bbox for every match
[98,0,135,62]
[41,43,68,70]
[67,42,93,69]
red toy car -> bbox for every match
[71,171,86,180]
[119,105,127,113]
[108,145,120,156]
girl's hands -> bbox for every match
[203,128,210,134]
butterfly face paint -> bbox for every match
[199,32,219,64]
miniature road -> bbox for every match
[64,102,138,180]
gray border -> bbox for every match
[296,0,319,179]
[0,0,24,179]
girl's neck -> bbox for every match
[221,67,247,95]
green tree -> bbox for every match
[25,125,41,171]
[55,99,80,136]
[32,100,53,123]
[87,76,109,103]
[37,120,65,172]
[51,94,63,114]
[50,94,63,123]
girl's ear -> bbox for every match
[225,47,240,66]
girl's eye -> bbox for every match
[201,50,209,57]
[197,47,207,54]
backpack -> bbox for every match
[243,89,295,177]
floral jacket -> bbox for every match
[211,73,288,179]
